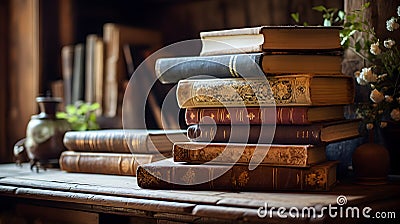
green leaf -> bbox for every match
[66,105,77,115]
[89,113,97,122]
[338,10,345,20]
[355,41,362,52]
[56,112,67,119]
[89,102,100,111]
[312,5,326,12]
[291,12,300,23]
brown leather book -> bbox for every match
[63,129,188,154]
[173,142,326,167]
[200,26,342,56]
[59,151,168,176]
[176,75,354,108]
[137,159,338,191]
[156,52,342,84]
[187,119,360,145]
[185,106,344,125]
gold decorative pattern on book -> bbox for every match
[305,168,327,189]
[182,168,196,185]
[173,143,323,167]
[187,77,310,106]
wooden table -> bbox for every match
[0,163,399,224]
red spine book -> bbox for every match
[185,106,344,125]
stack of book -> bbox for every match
[59,129,187,176]
[136,26,360,191]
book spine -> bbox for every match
[59,152,160,176]
[185,107,310,125]
[72,44,85,103]
[85,34,97,103]
[61,45,74,106]
[173,143,324,167]
[137,161,337,191]
[176,76,312,108]
[63,131,149,153]
[155,54,262,84]
[186,124,322,145]
[103,24,119,117]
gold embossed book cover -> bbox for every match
[137,158,338,191]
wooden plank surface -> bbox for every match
[0,163,399,223]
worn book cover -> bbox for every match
[60,151,169,176]
[187,119,360,145]
[176,75,354,108]
[173,142,326,167]
[185,106,345,125]
[200,26,342,56]
[63,129,188,154]
[156,52,343,84]
[137,159,338,191]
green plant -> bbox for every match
[312,5,345,26]
[291,5,344,27]
[57,101,100,131]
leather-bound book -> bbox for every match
[60,151,168,176]
[186,119,360,145]
[173,142,326,167]
[63,129,187,154]
[156,52,342,84]
[199,26,342,56]
[185,106,344,125]
[137,159,338,191]
[176,75,354,108]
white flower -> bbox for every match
[384,39,396,48]
[354,70,368,86]
[361,67,378,83]
[370,41,381,55]
[366,123,374,130]
[380,122,388,128]
[398,5,400,17]
[390,108,400,121]
[386,17,399,31]
[385,95,394,103]
[378,73,388,80]
[370,89,384,103]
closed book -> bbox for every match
[187,119,360,145]
[61,45,74,106]
[173,142,326,167]
[63,129,188,154]
[72,43,85,103]
[156,52,342,84]
[200,26,342,56]
[176,75,354,108]
[185,106,345,125]
[137,159,338,191]
[59,151,167,176]
[85,34,98,104]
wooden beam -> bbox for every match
[0,0,9,162]
[8,0,40,158]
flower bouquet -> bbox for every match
[344,4,400,132]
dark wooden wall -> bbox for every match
[0,0,9,162]
[153,0,343,45]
